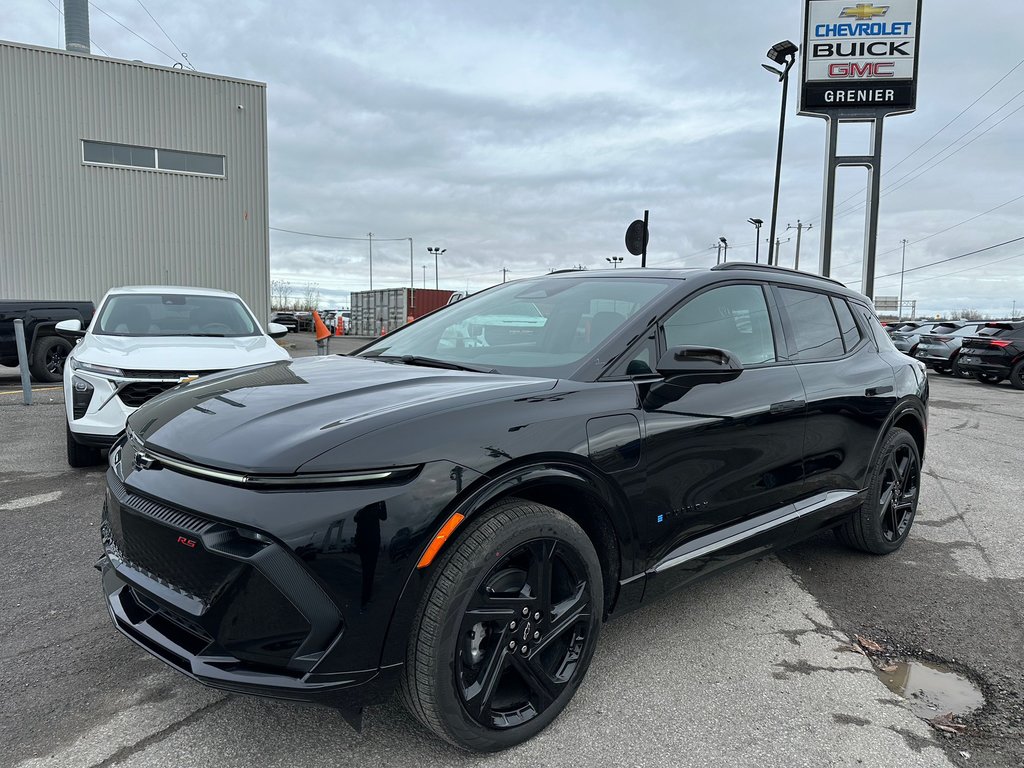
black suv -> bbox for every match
[99,265,927,751]
[957,321,1024,388]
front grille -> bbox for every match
[105,482,241,605]
[120,369,223,379]
[118,382,177,407]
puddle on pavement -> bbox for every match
[876,660,985,720]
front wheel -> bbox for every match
[835,428,921,555]
[401,498,603,751]
[66,422,101,468]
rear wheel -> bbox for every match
[951,353,973,379]
[401,498,603,751]
[66,421,101,468]
[933,364,952,375]
[1010,361,1024,391]
[29,336,72,382]
[975,373,1004,385]
[835,428,921,555]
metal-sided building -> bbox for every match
[0,39,271,321]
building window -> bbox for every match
[82,140,225,177]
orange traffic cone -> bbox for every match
[313,311,331,341]
[380,323,388,336]
[335,315,344,336]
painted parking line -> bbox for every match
[0,386,63,395]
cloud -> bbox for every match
[8,0,1023,317]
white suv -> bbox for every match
[57,286,290,467]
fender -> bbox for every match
[376,458,640,668]
[863,397,927,488]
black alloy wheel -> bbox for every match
[402,499,602,751]
[975,373,1004,385]
[456,538,592,730]
[951,352,973,379]
[1010,361,1024,391]
[835,427,921,555]
[877,442,920,543]
[29,336,72,383]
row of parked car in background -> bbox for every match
[885,319,1024,389]
[270,309,351,334]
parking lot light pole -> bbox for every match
[763,41,798,267]
[427,247,446,289]
[606,256,623,269]
[748,218,763,263]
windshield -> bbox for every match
[95,294,260,337]
[356,276,673,377]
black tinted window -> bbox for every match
[831,297,862,352]
[777,287,845,360]
[662,284,776,365]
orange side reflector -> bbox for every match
[416,513,466,569]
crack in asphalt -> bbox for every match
[86,696,231,768]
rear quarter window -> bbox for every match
[776,287,845,360]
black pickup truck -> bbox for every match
[0,300,96,382]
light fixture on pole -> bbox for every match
[606,256,623,269]
[719,236,728,263]
[762,40,798,269]
[748,218,763,263]
[427,247,446,289]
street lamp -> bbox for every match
[422,264,427,289]
[719,236,728,263]
[762,40,798,269]
[606,256,624,269]
[426,247,446,289]
[748,218,763,263]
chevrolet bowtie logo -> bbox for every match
[840,3,889,19]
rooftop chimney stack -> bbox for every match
[63,0,91,54]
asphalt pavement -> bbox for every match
[1,365,1020,768]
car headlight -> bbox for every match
[71,359,125,377]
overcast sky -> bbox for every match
[8,0,1023,317]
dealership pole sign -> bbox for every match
[798,0,922,301]
[800,0,922,116]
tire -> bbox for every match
[66,422,101,468]
[933,364,952,376]
[975,373,1004,385]
[835,428,921,555]
[951,353,973,379]
[29,335,72,383]
[1010,360,1024,391]
[401,498,603,751]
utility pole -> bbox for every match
[774,238,782,267]
[367,232,373,290]
[502,267,509,283]
[422,265,427,289]
[408,238,414,312]
[787,220,812,271]
[716,241,722,265]
[898,238,908,323]
[720,237,728,262]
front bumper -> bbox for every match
[98,455,478,707]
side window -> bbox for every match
[831,297,863,351]
[776,287,845,360]
[662,284,776,365]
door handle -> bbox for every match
[769,399,805,415]
[865,385,894,397]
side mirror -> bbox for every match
[55,318,85,339]
[267,322,289,339]
[655,345,743,386]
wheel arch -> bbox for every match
[867,400,927,481]
[377,460,637,668]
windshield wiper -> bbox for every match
[377,355,498,374]
[187,333,227,337]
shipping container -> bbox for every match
[349,288,454,336]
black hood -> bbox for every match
[128,356,557,474]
